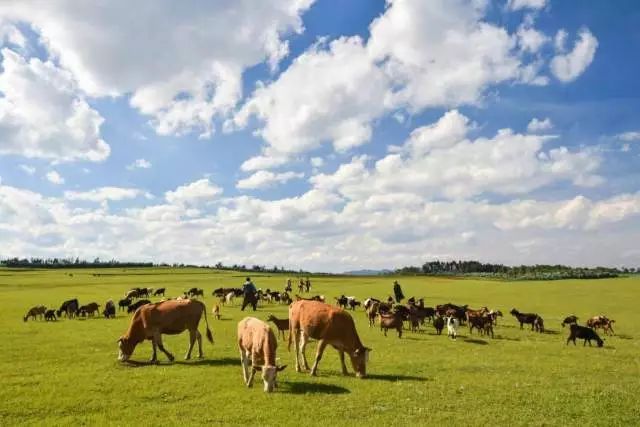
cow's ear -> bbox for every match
[277,365,287,372]
[116,337,123,344]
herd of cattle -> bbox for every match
[23,280,619,392]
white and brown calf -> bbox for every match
[237,317,286,392]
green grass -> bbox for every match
[1,268,638,426]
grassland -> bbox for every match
[0,268,638,426]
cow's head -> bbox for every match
[117,337,135,362]
[349,347,371,378]
[597,338,604,348]
[260,365,287,392]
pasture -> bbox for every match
[1,268,639,426]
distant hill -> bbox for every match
[343,269,392,276]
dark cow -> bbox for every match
[44,309,57,321]
[24,305,46,322]
[289,300,371,378]
[433,315,445,335]
[468,313,494,338]
[118,299,213,362]
[118,298,132,311]
[510,308,544,332]
[187,288,204,298]
[266,314,289,340]
[78,302,100,317]
[335,295,348,309]
[103,300,116,319]
[561,315,578,328]
[127,299,151,314]
[56,299,79,318]
[567,324,604,347]
[153,288,166,297]
[379,312,403,338]
[137,288,150,298]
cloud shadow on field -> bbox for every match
[367,373,430,382]
[463,338,488,345]
[280,381,350,395]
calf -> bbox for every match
[103,300,116,319]
[510,308,543,332]
[567,324,604,347]
[366,301,380,327]
[266,314,289,340]
[379,312,403,338]
[237,317,287,392]
[153,288,166,297]
[433,315,444,335]
[446,316,459,340]
[128,299,151,314]
[118,298,132,311]
[289,300,370,378]
[44,309,57,321]
[212,304,221,320]
[24,305,46,322]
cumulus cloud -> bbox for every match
[507,0,547,11]
[527,117,553,133]
[46,171,64,185]
[237,170,304,190]
[0,48,109,162]
[165,178,222,206]
[64,187,147,202]
[19,164,35,175]
[126,158,152,170]
[550,29,598,82]
[0,0,314,138]
[617,131,640,142]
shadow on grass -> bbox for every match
[493,335,521,342]
[463,338,489,345]
[280,381,350,395]
[367,373,430,382]
[542,329,560,335]
[616,334,633,340]
[121,357,238,368]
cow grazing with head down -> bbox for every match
[153,288,166,297]
[24,305,46,322]
[118,299,213,363]
[45,309,57,321]
[56,299,79,318]
[237,317,287,392]
[127,299,151,314]
[78,302,100,317]
[103,300,116,319]
[289,300,371,378]
[567,324,604,347]
[118,298,131,311]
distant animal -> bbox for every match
[587,316,615,336]
[153,288,166,297]
[118,298,132,311]
[137,288,150,298]
[347,297,361,310]
[280,292,292,305]
[56,299,79,319]
[125,289,139,300]
[187,288,204,298]
[379,312,403,338]
[433,315,444,335]
[266,314,289,340]
[44,309,57,321]
[363,298,380,311]
[103,300,116,319]
[561,315,578,327]
[127,299,151,314]
[213,288,243,298]
[237,317,287,392]
[366,301,380,327]
[468,313,494,338]
[446,316,459,340]
[510,308,544,332]
[295,294,325,303]
[335,295,348,309]
[224,291,235,305]
[437,303,468,324]
[78,302,100,317]
[567,324,604,347]
[288,300,370,378]
[212,304,221,320]
[118,299,213,362]
[488,310,503,326]
[23,305,46,322]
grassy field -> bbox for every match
[1,268,638,426]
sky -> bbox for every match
[0,0,639,272]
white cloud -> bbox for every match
[237,170,304,190]
[165,178,222,206]
[517,20,549,53]
[554,29,568,52]
[46,171,64,185]
[527,117,553,133]
[550,29,598,82]
[507,0,547,11]
[126,158,152,170]
[0,48,110,162]
[310,157,324,168]
[19,164,35,175]
[0,0,315,138]
[64,187,146,202]
[240,150,291,172]
[617,131,640,142]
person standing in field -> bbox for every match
[241,277,258,311]
[285,278,292,293]
[393,280,404,303]
[305,277,311,292]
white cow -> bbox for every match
[225,291,235,306]
[446,316,459,340]
[237,317,286,392]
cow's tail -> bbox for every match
[201,302,214,344]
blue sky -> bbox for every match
[0,0,639,271]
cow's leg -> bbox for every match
[338,350,349,375]
[196,330,204,358]
[150,336,158,363]
[300,331,311,371]
[240,350,251,385]
[292,328,302,373]
[185,329,196,360]
[156,334,175,362]
[310,339,327,376]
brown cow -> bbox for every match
[237,317,286,392]
[266,314,289,340]
[23,305,46,322]
[78,302,100,317]
[288,300,371,378]
[117,299,213,363]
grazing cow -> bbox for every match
[137,288,150,298]
[118,298,131,311]
[56,299,79,319]
[23,305,46,322]
[335,295,348,309]
[45,309,57,321]
[446,316,459,340]
[433,315,444,335]
[562,315,578,328]
[378,312,403,338]
[125,289,140,300]
[567,324,604,347]
[237,317,287,392]
[78,302,100,317]
[103,300,116,319]
[127,299,151,314]
[266,314,289,340]
[187,288,204,298]
[212,304,221,320]
[347,297,361,311]
[153,288,166,297]
[118,299,213,362]
[288,300,371,378]
[510,309,543,332]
